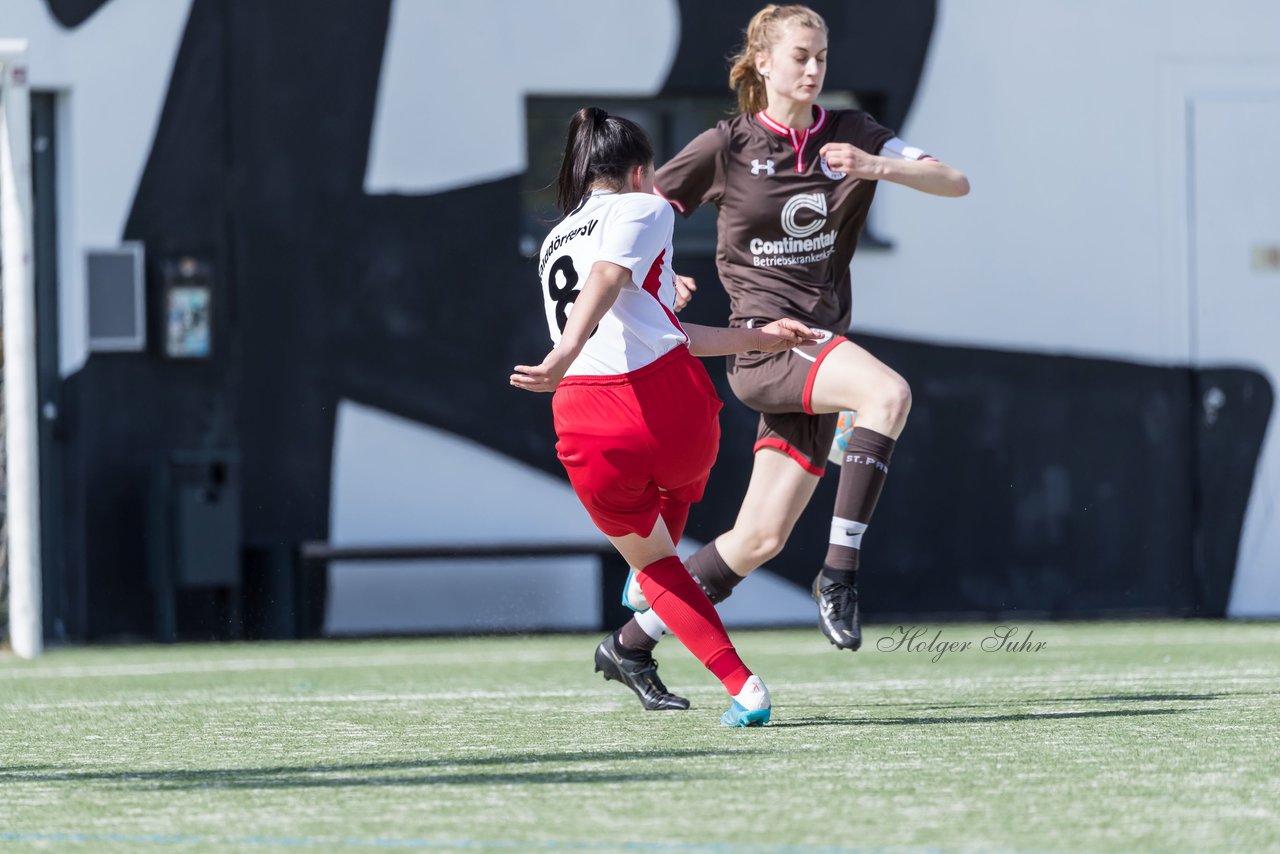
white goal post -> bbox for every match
[1,39,42,659]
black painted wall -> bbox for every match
[49,0,1268,640]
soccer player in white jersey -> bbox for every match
[511,107,820,726]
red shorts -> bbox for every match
[552,346,723,538]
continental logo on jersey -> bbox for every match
[781,193,827,238]
[748,193,837,268]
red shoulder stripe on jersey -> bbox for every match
[754,438,827,476]
[641,249,687,341]
[653,186,686,213]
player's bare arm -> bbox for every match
[818,142,969,197]
[683,318,821,357]
[510,260,632,392]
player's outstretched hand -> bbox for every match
[511,349,572,393]
[755,318,823,352]
[673,274,697,312]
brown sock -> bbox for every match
[616,618,658,652]
[685,542,745,604]
[824,426,896,574]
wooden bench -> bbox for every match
[296,541,634,635]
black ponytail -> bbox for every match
[555,107,654,215]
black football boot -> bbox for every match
[593,632,690,711]
[812,569,862,651]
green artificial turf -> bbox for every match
[1,621,1277,852]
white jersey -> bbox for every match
[536,190,688,377]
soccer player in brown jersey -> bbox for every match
[595,4,969,710]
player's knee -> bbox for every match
[867,375,911,428]
[885,377,912,424]
[736,528,786,565]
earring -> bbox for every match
[761,70,770,79]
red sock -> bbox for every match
[636,556,752,694]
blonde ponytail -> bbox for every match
[727,4,829,115]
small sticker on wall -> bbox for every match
[1253,245,1280,274]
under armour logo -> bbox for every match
[750,159,776,176]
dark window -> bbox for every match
[522,95,733,257]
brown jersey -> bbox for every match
[655,106,897,331]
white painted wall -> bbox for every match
[854,0,1280,365]
[1188,94,1280,617]
[0,0,191,376]
[365,0,680,195]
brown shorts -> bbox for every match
[725,328,846,477]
